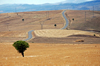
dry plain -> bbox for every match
[0,43,100,66]
[0,10,100,66]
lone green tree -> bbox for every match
[13,40,29,57]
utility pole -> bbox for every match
[15,7,18,15]
[47,11,49,19]
[85,11,86,22]
[41,23,43,29]
[92,6,94,17]
[7,13,8,16]
[48,11,49,19]
[46,11,49,19]
[6,23,9,31]
[15,7,16,13]
[46,12,48,19]
[40,21,44,29]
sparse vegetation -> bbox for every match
[54,24,57,28]
[13,40,29,57]
[0,10,100,66]
[22,19,24,21]
[94,34,96,36]
[72,18,74,21]
[65,10,100,31]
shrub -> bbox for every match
[72,18,74,21]
[94,34,96,36]
[54,24,57,27]
[22,19,24,21]
[13,40,29,57]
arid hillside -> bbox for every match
[0,10,65,42]
[65,10,100,31]
[0,10,64,31]
[0,10,100,43]
[0,10,100,66]
[27,10,100,44]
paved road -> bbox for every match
[61,10,69,29]
[23,10,68,41]
[23,30,34,41]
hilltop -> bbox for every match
[0,0,100,13]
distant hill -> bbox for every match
[0,0,100,13]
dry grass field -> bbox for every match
[0,43,100,66]
[0,31,28,42]
[0,10,100,66]
[65,10,100,31]
[0,10,64,31]
[34,29,100,38]
[0,10,64,42]
[29,29,100,44]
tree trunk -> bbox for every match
[21,52,24,57]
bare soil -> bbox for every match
[29,29,100,44]
[29,36,100,44]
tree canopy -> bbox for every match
[13,40,29,57]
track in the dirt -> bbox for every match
[23,10,68,41]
